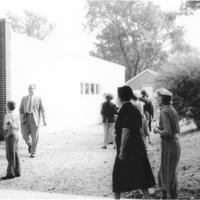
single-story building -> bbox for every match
[0,19,125,139]
[126,69,158,99]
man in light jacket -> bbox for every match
[19,84,46,158]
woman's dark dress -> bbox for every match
[112,102,155,192]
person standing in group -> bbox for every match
[153,88,181,199]
[2,101,21,180]
[113,86,155,199]
[132,91,149,148]
[139,90,154,145]
[19,84,47,158]
[101,94,118,149]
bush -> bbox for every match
[155,52,200,129]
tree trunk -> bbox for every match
[118,34,132,82]
[133,52,140,76]
[125,67,133,81]
[118,34,140,81]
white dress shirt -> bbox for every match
[3,111,19,131]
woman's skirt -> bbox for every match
[112,152,156,192]
[158,138,181,193]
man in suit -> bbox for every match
[19,84,46,158]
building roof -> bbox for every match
[126,69,158,85]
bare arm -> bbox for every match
[3,115,13,136]
[154,111,172,137]
[150,102,154,118]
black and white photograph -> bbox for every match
[0,0,200,199]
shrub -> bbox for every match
[155,52,200,129]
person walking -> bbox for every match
[2,101,21,180]
[139,90,153,148]
[153,88,181,199]
[101,94,118,149]
[140,90,154,132]
[113,86,155,199]
[132,91,150,148]
[19,84,46,158]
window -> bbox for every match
[80,82,101,95]
[91,83,95,95]
[96,84,100,94]
[80,82,84,94]
[85,83,90,94]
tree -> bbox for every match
[6,10,55,40]
[155,52,200,129]
[169,26,191,54]
[84,0,187,81]
[180,0,200,15]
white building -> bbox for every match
[126,69,158,99]
[9,32,125,132]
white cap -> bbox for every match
[156,88,172,97]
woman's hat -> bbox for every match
[104,93,113,100]
[156,88,172,97]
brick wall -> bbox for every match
[0,19,10,141]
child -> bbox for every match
[2,101,21,180]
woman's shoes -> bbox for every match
[170,190,177,199]
[162,190,167,199]
[1,175,15,180]
[15,173,21,177]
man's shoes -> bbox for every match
[1,175,15,180]
[28,145,31,153]
[30,153,36,158]
[101,146,107,149]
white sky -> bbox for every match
[0,0,200,53]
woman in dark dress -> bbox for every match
[113,86,156,199]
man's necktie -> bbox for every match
[28,95,32,113]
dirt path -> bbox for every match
[0,124,200,199]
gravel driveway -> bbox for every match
[0,124,116,198]
[0,123,200,199]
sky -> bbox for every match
[0,0,200,53]
[0,0,91,56]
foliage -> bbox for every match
[84,0,189,81]
[169,26,191,53]
[155,52,200,129]
[6,10,55,40]
[180,0,200,15]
